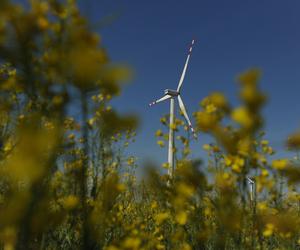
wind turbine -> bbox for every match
[247,176,255,202]
[149,39,197,177]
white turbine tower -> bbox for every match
[149,39,197,177]
[247,176,255,202]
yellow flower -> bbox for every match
[237,138,252,156]
[162,162,169,169]
[62,195,79,210]
[37,17,49,30]
[156,243,165,250]
[155,212,169,224]
[287,131,300,150]
[261,140,269,146]
[127,157,135,166]
[212,145,220,153]
[222,172,230,180]
[224,156,233,166]
[116,183,126,192]
[68,133,75,140]
[131,229,138,235]
[170,123,177,130]
[18,114,25,121]
[204,207,212,217]
[98,94,104,101]
[157,234,163,241]
[195,111,218,132]
[91,95,98,102]
[4,141,13,152]
[263,223,275,237]
[0,227,16,248]
[151,201,158,209]
[160,117,167,125]
[281,232,292,239]
[259,156,267,164]
[257,202,268,212]
[175,211,187,225]
[8,68,16,77]
[106,94,112,101]
[261,169,269,177]
[123,237,141,249]
[155,129,163,137]
[88,118,95,126]
[67,46,108,89]
[176,183,194,198]
[224,155,244,173]
[182,242,192,250]
[231,107,253,128]
[263,146,275,155]
[183,147,191,156]
[157,140,165,147]
[238,69,261,86]
[175,119,184,126]
[201,92,228,111]
[202,144,211,151]
[33,1,49,14]
[210,92,229,109]
[232,164,242,173]
[272,159,289,170]
[205,104,217,113]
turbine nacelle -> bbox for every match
[164,89,179,97]
[247,177,255,185]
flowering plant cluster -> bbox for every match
[0,1,299,250]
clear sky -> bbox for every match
[80,0,300,164]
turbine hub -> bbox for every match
[164,89,179,96]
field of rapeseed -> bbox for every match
[0,1,299,249]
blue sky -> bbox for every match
[79,0,300,165]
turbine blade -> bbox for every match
[177,95,197,139]
[149,94,172,106]
[176,39,195,92]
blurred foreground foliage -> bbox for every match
[0,1,300,250]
